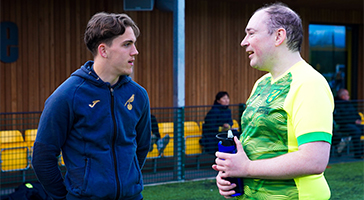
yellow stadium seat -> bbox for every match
[24,129,37,165]
[158,122,174,157]
[184,121,200,136]
[359,112,364,125]
[147,143,160,159]
[359,112,364,142]
[0,130,29,172]
[24,129,37,142]
[185,135,202,155]
[159,122,174,135]
[232,119,239,131]
[184,121,202,155]
[199,121,204,130]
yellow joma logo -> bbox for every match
[89,100,100,108]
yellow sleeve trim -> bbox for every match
[297,132,332,146]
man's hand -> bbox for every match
[215,171,237,198]
[212,136,250,198]
[212,136,250,178]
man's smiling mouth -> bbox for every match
[247,51,254,58]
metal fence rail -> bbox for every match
[1,100,363,193]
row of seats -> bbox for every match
[147,120,240,159]
[0,130,35,172]
[146,120,239,172]
[147,121,203,158]
[0,129,66,172]
[0,120,240,171]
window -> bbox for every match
[309,24,347,97]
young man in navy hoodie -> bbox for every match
[32,12,151,200]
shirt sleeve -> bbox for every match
[289,76,334,146]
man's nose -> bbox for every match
[241,36,248,47]
[131,45,139,55]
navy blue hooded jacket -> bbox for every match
[32,61,151,200]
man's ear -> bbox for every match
[275,28,286,47]
[98,44,107,58]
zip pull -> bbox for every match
[110,87,114,96]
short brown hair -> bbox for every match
[84,12,140,56]
[257,2,303,52]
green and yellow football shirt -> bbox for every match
[238,60,334,200]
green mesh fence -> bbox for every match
[1,101,363,194]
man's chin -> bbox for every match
[122,69,133,76]
[251,64,267,72]
[250,63,259,69]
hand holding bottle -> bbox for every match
[214,130,244,197]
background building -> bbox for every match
[1,0,363,113]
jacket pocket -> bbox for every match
[122,155,143,197]
[66,158,90,196]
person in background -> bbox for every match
[213,3,334,199]
[200,91,238,154]
[32,12,151,200]
[334,88,363,158]
[150,114,170,156]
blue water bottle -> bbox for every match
[216,130,244,197]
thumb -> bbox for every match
[234,136,244,152]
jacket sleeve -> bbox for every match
[32,142,67,200]
[224,109,234,127]
[135,97,151,169]
[31,87,72,200]
[204,109,220,134]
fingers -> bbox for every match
[234,136,243,152]
[216,172,237,198]
[216,171,229,183]
[212,164,219,171]
[221,190,236,199]
[214,152,232,178]
[215,151,230,161]
[213,163,227,178]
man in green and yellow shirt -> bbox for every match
[213,3,333,200]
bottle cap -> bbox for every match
[216,132,234,147]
